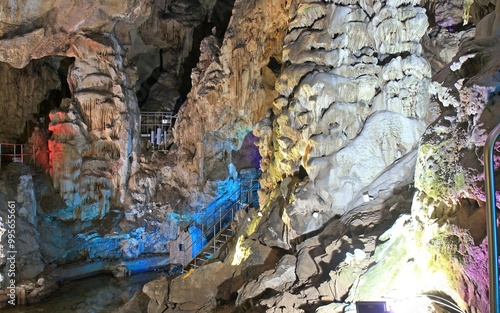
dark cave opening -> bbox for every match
[177,18,213,103]
[36,56,74,116]
[210,0,236,38]
[175,0,236,112]
[136,0,236,114]
[25,57,74,142]
[232,132,262,172]
[267,56,282,76]
[136,49,164,107]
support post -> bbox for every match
[485,122,500,313]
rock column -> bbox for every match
[256,0,432,237]
[48,34,140,220]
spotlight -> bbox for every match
[356,301,387,313]
[312,211,319,218]
[363,192,373,202]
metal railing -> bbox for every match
[182,179,259,268]
[183,198,243,268]
[0,143,31,170]
[140,112,177,150]
[485,122,500,313]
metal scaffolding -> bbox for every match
[140,112,177,150]
[0,143,33,169]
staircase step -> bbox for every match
[181,182,260,273]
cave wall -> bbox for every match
[139,0,500,312]
[128,0,209,110]
[0,0,498,311]
[0,59,60,143]
[255,0,432,242]
[172,0,290,187]
[47,33,141,220]
[0,0,151,218]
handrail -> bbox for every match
[183,178,259,234]
[184,187,240,232]
[183,188,241,262]
[183,201,241,266]
[182,178,259,267]
[140,111,177,151]
[485,122,500,313]
[0,143,31,170]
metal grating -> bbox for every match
[140,112,177,150]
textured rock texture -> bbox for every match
[139,0,499,313]
[256,0,432,242]
[0,164,44,282]
[172,0,289,187]
[0,59,60,143]
[129,0,211,110]
[0,0,150,69]
[0,0,150,217]
[48,33,140,220]
[0,0,499,311]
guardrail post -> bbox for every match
[485,122,500,313]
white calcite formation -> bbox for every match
[255,0,432,241]
[0,0,498,311]
[0,164,44,281]
[137,0,496,312]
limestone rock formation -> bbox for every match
[0,0,151,69]
[48,33,140,220]
[130,0,209,110]
[0,0,498,311]
[137,0,499,312]
[172,0,289,188]
[0,164,44,281]
[256,0,432,242]
[0,59,60,143]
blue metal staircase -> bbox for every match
[182,178,259,272]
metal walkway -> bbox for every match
[182,178,259,272]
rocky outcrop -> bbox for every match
[0,164,44,282]
[255,0,432,243]
[138,0,499,312]
[172,0,290,189]
[142,236,281,312]
[130,0,209,110]
[47,33,140,220]
[0,0,152,219]
[0,0,498,312]
[0,0,151,69]
[0,59,60,143]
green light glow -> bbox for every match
[232,235,251,266]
